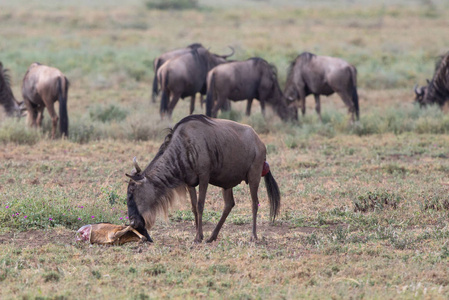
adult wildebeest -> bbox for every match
[414,52,449,107]
[151,43,204,103]
[284,52,359,122]
[205,57,296,121]
[158,47,233,118]
[125,114,280,243]
[0,62,24,117]
[22,63,69,138]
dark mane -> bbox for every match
[173,114,214,130]
[287,52,314,82]
[434,52,449,71]
[187,43,203,49]
[0,64,12,87]
[249,57,279,81]
[145,115,214,172]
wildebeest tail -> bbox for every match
[351,67,359,120]
[205,73,215,117]
[264,170,280,222]
[160,71,169,115]
[152,59,162,103]
[58,76,69,137]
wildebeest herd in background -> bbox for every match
[1,45,449,242]
[0,62,69,139]
[1,43,449,138]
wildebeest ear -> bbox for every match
[426,79,430,84]
[125,173,146,185]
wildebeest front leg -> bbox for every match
[195,180,208,243]
[36,107,45,127]
[189,95,195,115]
[188,187,199,229]
[314,94,322,122]
[24,100,37,127]
[260,100,266,116]
[199,94,204,109]
[246,99,253,116]
[207,188,235,243]
[300,97,306,116]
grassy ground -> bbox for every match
[1,0,449,299]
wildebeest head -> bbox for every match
[215,46,235,60]
[0,62,25,117]
[258,62,297,121]
[284,83,299,103]
[414,81,429,107]
[418,52,449,107]
[125,157,153,242]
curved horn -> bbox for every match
[414,84,422,96]
[133,157,142,174]
[221,46,235,59]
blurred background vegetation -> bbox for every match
[0,0,449,143]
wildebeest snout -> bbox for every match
[128,214,153,243]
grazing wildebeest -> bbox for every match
[158,47,233,118]
[414,52,449,107]
[0,62,24,117]
[205,57,296,121]
[151,43,204,103]
[284,52,359,122]
[22,63,69,138]
[125,114,281,243]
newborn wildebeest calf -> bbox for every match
[126,115,280,243]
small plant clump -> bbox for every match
[353,190,400,212]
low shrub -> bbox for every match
[145,0,198,10]
[0,119,41,145]
[89,104,128,123]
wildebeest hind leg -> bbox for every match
[46,103,59,139]
[188,187,199,229]
[249,175,261,241]
[336,91,355,122]
[167,93,181,118]
[207,188,235,243]
[212,95,226,118]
